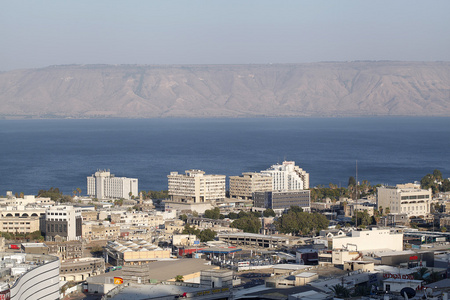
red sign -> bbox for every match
[409,255,419,260]
[0,289,11,300]
[383,273,414,280]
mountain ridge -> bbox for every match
[0,61,449,118]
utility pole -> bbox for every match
[355,160,358,229]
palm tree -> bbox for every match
[76,188,81,197]
[331,284,350,298]
[413,267,430,280]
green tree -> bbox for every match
[275,209,329,236]
[442,179,450,192]
[413,267,430,281]
[204,207,221,219]
[198,229,217,242]
[331,284,350,298]
[182,224,200,236]
[227,212,239,219]
[433,169,443,181]
[352,210,372,227]
[179,214,188,222]
[76,187,82,196]
[37,187,63,201]
[441,226,447,232]
[231,216,261,233]
[175,275,184,282]
[263,208,276,218]
[348,176,356,187]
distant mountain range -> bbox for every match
[0,61,449,118]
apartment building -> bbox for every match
[377,184,431,217]
[261,161,310,190]
[168,170,226,203]
[87,170,138,200]
[229,172,272,200]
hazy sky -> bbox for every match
[1,1,449,71]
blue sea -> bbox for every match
[0,117,449,196]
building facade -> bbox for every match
[168,170,226,203]
[87,170,138,200]
[377,184,431,217]
[229,172,272,200]
[331,228,403,252]
[44,206,82,241]
[253,190,310,211]
[261,161,310,191]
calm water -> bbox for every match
[0,117,449,196]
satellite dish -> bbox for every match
[400,287,416,299]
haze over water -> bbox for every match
[0,117,449,196]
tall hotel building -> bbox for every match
[168,170,226,203]
[87,170,138,200]
[261,161,310,191]
[377,183,431,217]
[229,172,273,200]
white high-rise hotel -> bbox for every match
[261,161,309,191]
[87,170,138,200]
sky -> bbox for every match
[1,1,449,71]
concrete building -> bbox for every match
[44,205,82,241]
[261,161,309,190]
[253,190,310,211]
[377,184,431,217]
[87,170,138,200]
[331,228,403,252]
[168,170,226,203]
[0,253,60,300]
[229,172,272,200]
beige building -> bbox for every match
[82,222,120,241]
[0,216,40,234]
[168,170,226,203]
[110,211,164,228]
[82,211,98,221]
[377,184,431,217]
[104,240,171,266]
[229,172,272,200]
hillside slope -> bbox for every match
[0,62,449,118]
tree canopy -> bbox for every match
[421,169,449,194]
[181,224,217,242]
[204,207,221,219]
[275,207,329,236]
[230,213,262,233]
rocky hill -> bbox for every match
[0,61,449,118]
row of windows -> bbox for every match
[2,222,31,225]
